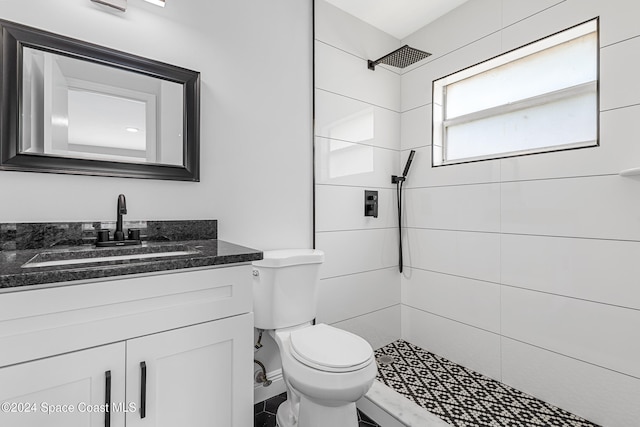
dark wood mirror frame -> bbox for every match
[0,20,200,181]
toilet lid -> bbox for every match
[289,324,374,373]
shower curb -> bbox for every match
[357,380,451,427]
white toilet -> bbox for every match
[252,249,377,427]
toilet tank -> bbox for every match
[252,249,324,330]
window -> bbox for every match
[432,18,599,166]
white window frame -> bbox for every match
[432,18,599,166]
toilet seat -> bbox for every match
[289,324,374,373]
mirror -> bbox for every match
[0,20,200,181]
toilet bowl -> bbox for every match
[252,249,377,427]
[270,324,377,427]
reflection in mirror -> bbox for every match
[21,47,184,166]
[0,19,200,181]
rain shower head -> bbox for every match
[368,45,431,71]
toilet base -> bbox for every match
[276,395,358,427]
[276,400,293,427]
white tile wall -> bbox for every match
[600,36,640,111]
[501,234,640,310]
[500,175,640,241]
[316,228,398,279]
[502,338,640,427]
[315,90,400,150]
[315,186,395,232]
[333,305,401,351]
[314,1,403,350]
[501,0,640,50]
[398,0,640,423]
[405,183,501,232]
[314,137,399,188]
[402,305,502,381]
[405,228,500,283]
[318,0,640,422]
[500,1,599,53]
[315,40,400,111]
[401,268,500,333]
[501,286,640,378]
[400,104,431,150]
[317,267,400,325]
[501,0,564,27]
[596,0,640,47]
[401,0,502,72]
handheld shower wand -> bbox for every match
[392,150,415,273]
[395,150,415,182]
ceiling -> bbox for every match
[323,0,469,40]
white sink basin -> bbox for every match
[22,244,200,269]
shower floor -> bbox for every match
[375,340,600,427]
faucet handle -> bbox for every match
[96,229,110,243]
[128,229,141,241]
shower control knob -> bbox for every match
[364,190,378,218]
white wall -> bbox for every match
[401,1,640,426]
[314,0,402,350]
[0,0,313,251]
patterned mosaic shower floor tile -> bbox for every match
[375,340,600,427]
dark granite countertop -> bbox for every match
[0,239,263,290]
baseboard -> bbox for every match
[254,368,286,404]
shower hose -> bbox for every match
[396,179,405,273]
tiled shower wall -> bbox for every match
[314,1,402,349]
[400,1,640,426]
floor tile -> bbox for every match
[375,340,600,427]
[254,392,381,427]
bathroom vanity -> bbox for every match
[0,220,261,427]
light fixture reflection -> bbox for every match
[126,127,140,133]
[51,115,70,127]
[143,0,165,7]
[91,0,165,11]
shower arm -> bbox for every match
[368,45,410,70]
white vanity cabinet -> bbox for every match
[0,265,254,427]
[0,342,126,427]
[125,313,252,427]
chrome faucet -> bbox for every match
[114,194,127,241]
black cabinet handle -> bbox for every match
[105,370,111,427]
[140,361,147,419]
